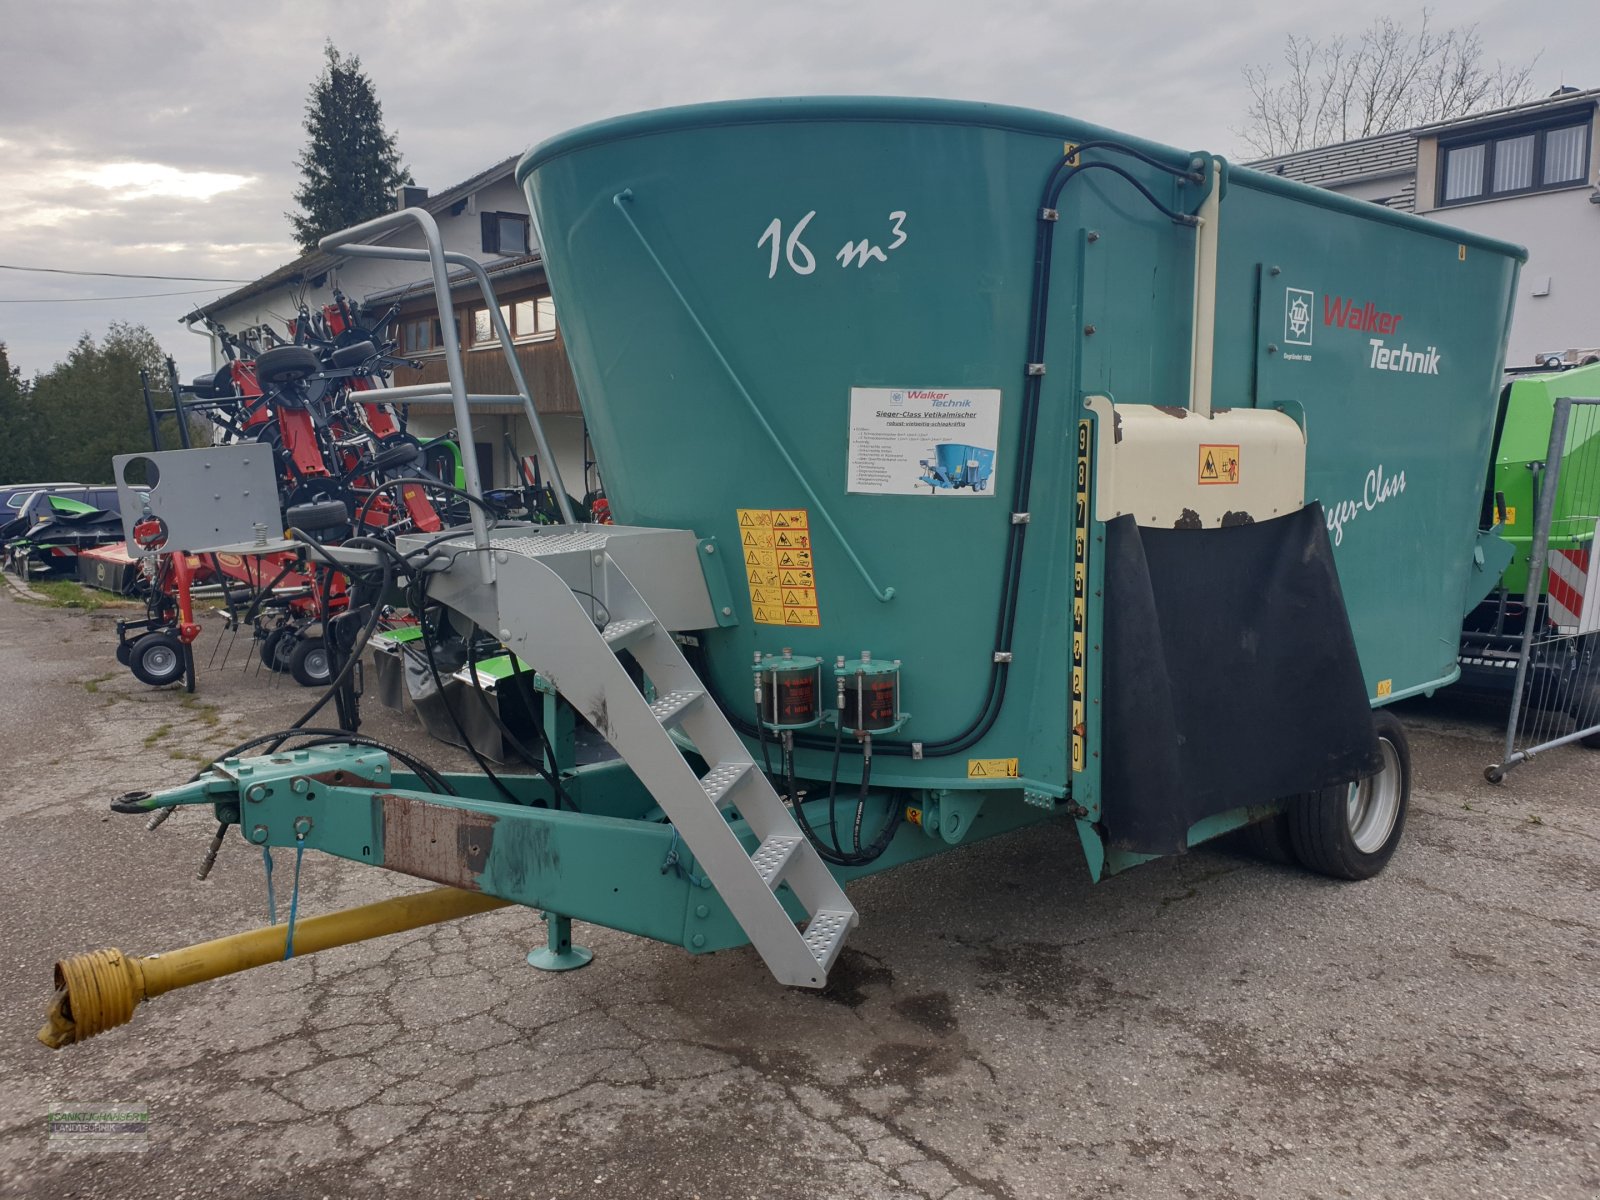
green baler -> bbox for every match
[45,99,1527,1042]
[1459,361,1600,704]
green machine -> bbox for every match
[1459,361,1600,712]
[1480,362,1600,597]
[43,99,1525,1044]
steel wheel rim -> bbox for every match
[304,648,330,681]
[271,636,295,668]
[143,644,178,678]
[1347,737,1401,854]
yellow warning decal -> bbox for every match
[1376,678,1393,698]
[737,508,820,626]
[1073,419,1093,773]
[1198,443,1241,485]
[1503,506,1517,526]
[967,758,1020,779]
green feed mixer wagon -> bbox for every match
[41,98,1523,1047]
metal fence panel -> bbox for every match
[1486,396,1600,781]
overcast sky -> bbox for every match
[0,0,1592,383]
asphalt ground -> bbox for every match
[0,586,1595,1199]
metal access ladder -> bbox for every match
[409,525,858,987]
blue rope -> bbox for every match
[261,846,277,925]
[659,827,706,888]
[282,838,305,960]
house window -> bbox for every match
[472,305,511,346]
[401,318,433,355]
[511,295,559,340]
[1438,115,1593,206]
[481,211,530,256]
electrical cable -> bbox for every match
[281,528,395,734]
[411,563,522,805]
[506,657,578,811]
[190,727,455,796]
[0,263,252,283]
[352,475,499,536]
[465,646,573,810]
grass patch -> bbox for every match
[143,722,173,747]
[179,693,221,726]
[83,671,117,694]
[28,580,123,612]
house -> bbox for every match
[181,156,592,497]
[1249,87,1600,366]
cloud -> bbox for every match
[0,0,1591,384]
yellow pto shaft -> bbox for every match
[39,886,511,1049]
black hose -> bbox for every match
[189,727,456,796]
[411,565,522,805]
[282,529,395,734]
[717,141,1206,759]
[352,475,499,537]
[466,650,575,810]
[507,657,578,811]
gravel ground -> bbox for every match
[0,585,1595,1200]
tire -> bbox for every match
[255,344,321,386]
[259,627,295,672]
[129,632,186,688]
[1287,710,1410,881]
[115,638,133,667]
[288,636,332,687]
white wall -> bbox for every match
[195,170,534,372]
[1424,187,1600,365]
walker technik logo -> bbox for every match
[1284,288,1314,346]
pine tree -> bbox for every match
[0,341,35,485]
[287,44,413,252]
[26,324,187,483]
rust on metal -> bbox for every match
[1221,510,1256,527]
[377,793,497,890]
[1174,508,1203,530]
[305,768,386,789]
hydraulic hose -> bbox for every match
[722,141,1206,759]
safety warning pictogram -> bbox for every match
[1198,443,1241,485]
[967,757,1020,779]
[736,508,822,626]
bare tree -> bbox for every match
[1238,11,1540,157]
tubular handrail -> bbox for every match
[333,243,576,525]
[318,210,494,579]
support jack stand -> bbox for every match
[526,911,592,972]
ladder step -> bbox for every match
[601,616,656,652]
[750,833,802,887]
[699,760,753,806]
[648,688,704,727]
[802,909,853,972]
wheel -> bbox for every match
[259,627,295,672]
[254,344,321,386]
[1287,710,1410,880]
[129,632,186,688]
[288,636,332,687]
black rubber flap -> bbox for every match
[1100,504,1381,856]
